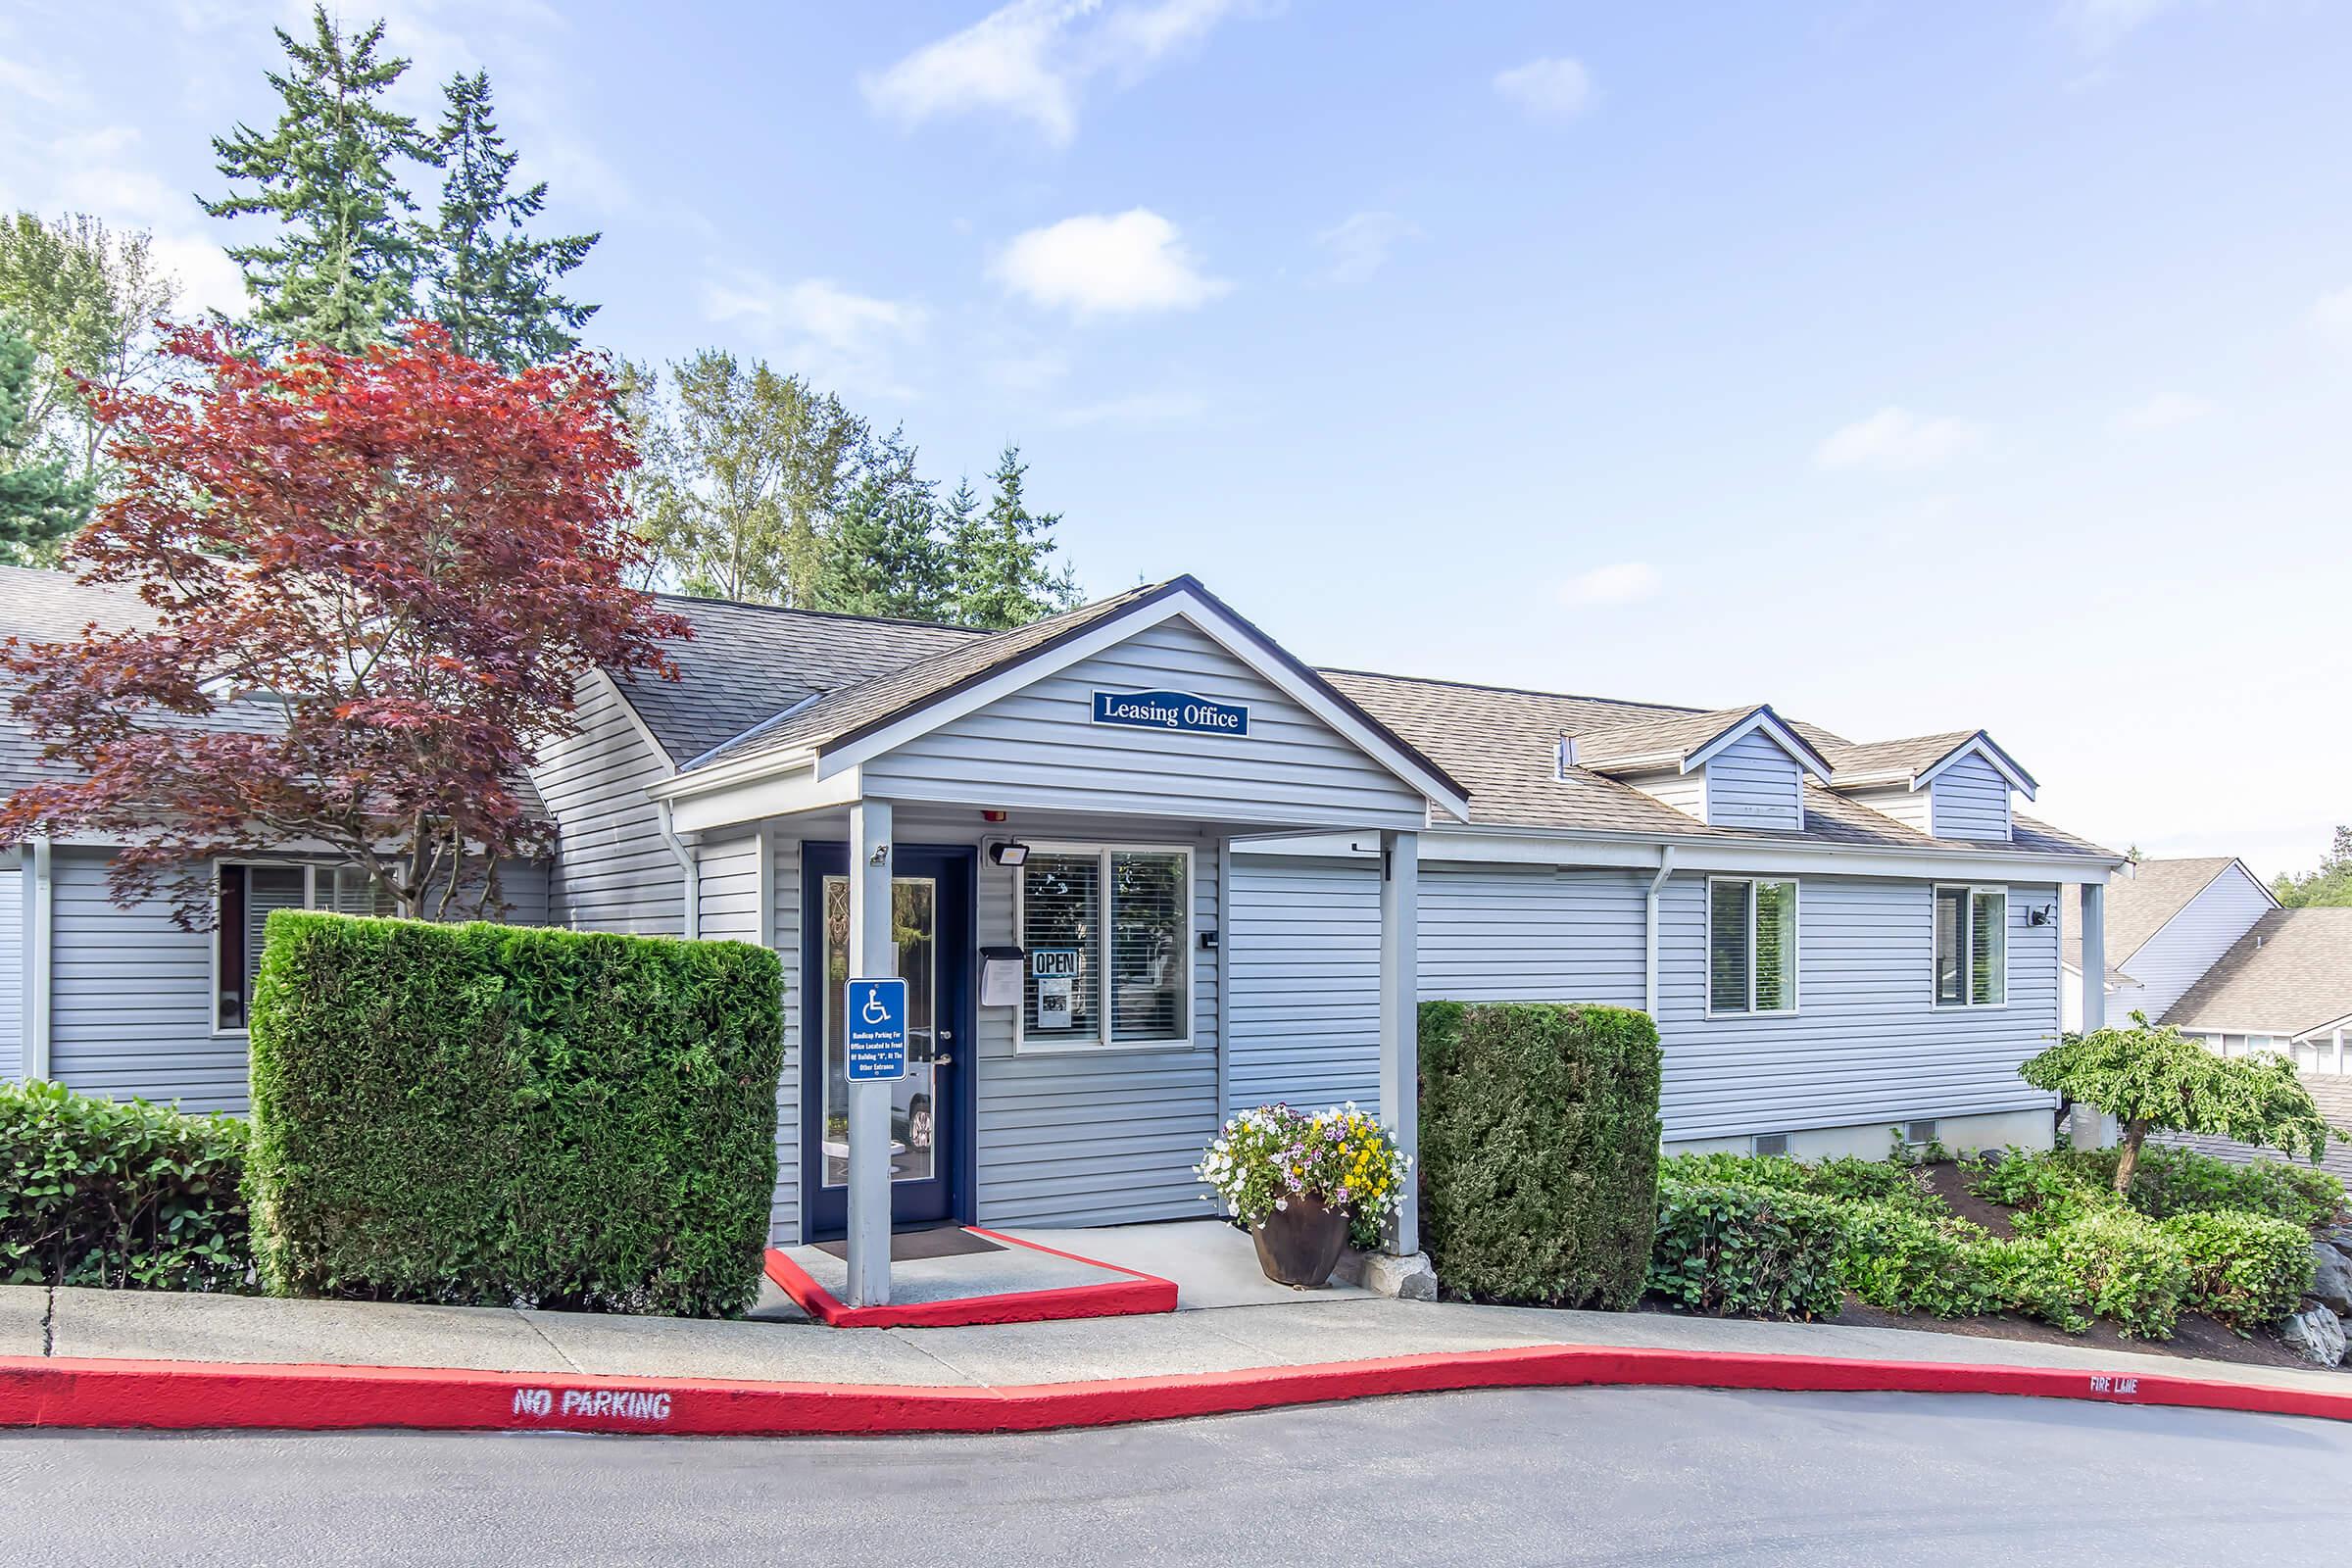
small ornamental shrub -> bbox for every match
[2032,1208,2190,1340]
[0,1079,250,1292]
[1418,1002,1663,1308]
[1971,1148,2095,1212]
[2162,1210,2316,1330]
[246,911,783,1317]
[1195,1103,1409,1251]
[1994,1144,2346,1230]
[1648,1181,1846,1319]
[1662,1152,1943,1217]
[1837,1201,1999,1318]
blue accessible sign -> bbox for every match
[845,977,907,1082]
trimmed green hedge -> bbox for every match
[0,1079,250,1292]
[1418,1000,1662,1307]
[1648,1180,1846,1319]
[246,912,784,1317]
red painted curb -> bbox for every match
[2,1342,2347,1438]
[762,1229,1178,1329]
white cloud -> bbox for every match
[1052,389,1207,427]
[2312,283,2352,343]
[861,0,1253,146]
[700,270,929,400]
[1493,55,1592,122]
[1316,211,1420,284]
[1812,408,1987,473]
[1557,562,1661,607]
[991,209,1231,318]
[2109,393,2215,433]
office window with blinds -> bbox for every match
[1934,885,2007,1006]
[1706,877,1798,1015]
[1017,845,1193,1050]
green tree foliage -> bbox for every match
[0,314,89,563]
[950,444,1084,629]
[421,71,599,369]
[632,349,865,605]
[0,213,177,496]
[2020,1013,2340,1191]
[2275,826,2352,908]
[203,5,435,351]
[814,424,953,619]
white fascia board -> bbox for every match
[1684,708,1834,783]
[812,590,1471,820]
[1912,732,2037,800]
[665,762,863,838]
[1234,823,2120,882]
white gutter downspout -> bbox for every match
[1644,845,1675,1020]
[656,801,700,941]
[27,835,53,1081]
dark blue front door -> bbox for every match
[801,843,973,1240]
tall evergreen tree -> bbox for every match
[203,6,434,351]
[0,313,91,564]
[815,425,951,619]
[422,72,599,369]
[949,444,1083,629]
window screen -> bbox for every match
[1022,853,1101,1041]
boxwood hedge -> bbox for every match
[246,911,783,1318]
[1418,1000,1662,1307]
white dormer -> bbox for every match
[1569,705,1833,831]
[1830,730,2035,843]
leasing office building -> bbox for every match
[3,566,2124,1257]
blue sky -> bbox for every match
[3,1,2349,874]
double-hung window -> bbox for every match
[1932,885,2006,1007]
[215,862,393,1032]
[1017,845,1193,1050]
[1706,877,1797,1015]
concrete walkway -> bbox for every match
[6,1281,2347,1400]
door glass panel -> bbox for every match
[820,874,938,1189]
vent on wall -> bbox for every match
[1751,1132,1789,1157]
[1903,1119,1938,1147]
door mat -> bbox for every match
[812,1227,1006,1263]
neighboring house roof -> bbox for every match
[2060,857,2261,974]
[2164,908,2352,1038]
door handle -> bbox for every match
[936,1054,955,1067]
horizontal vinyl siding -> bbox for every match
[1848,784,1931,833]
[1625,769,1704,821]
[2134,863,2276,1024]
[1930,754,2012,842]
[49,848,235,1109]
[1228,853,2062,1144]
[1703,731,1803,831]
[696,829,763,943]
[0,861,21,1080]
[538,673,682,934]
[1656,874,2060,1140]
[861,617,1427,832]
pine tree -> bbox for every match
[815,425,951,619]
[422,72,599,369]
[203,5,434,351]
[0,313,91,564]
[948,444,1083,629]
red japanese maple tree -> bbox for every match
[0,322,689,923]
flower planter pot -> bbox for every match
[1251,1195,1350,1288]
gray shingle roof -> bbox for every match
[1820,731,1981,785]
[2061,858,2252,973]
[1568,705,1766,772]
[2164,908,2352,1036]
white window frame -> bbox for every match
[211,860,394,1035]
[1704,875,1800,1019]
[1930,883,2010,1010]
[1013,841,1197,1054]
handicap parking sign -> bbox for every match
[846,977,908,1082]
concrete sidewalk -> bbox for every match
[5,1282,2347,1401]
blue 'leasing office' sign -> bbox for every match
[1092,689,1250,737]
[845,977,907,1082]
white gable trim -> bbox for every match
[1912,732,2037,800]
[1684,707,1833,783]
[660,588,1470,821]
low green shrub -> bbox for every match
[1976,1236,2091,1333]
[0,1079,250,1292]
[1970,1147,2096,1211]
[247,912,784,1317]
[1999,1144,2345,1229]
[1661,1152,1943,1216]
[1418,1001,1663,1308]
[2162,1210,2316,1330]
[1836,1201,1999,1318]
[2031,1208,2190,1340]
[1648,1180,1846,1319]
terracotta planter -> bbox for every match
[1251,1195,1350,1287]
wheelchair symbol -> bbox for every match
[861,991,893,1026]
